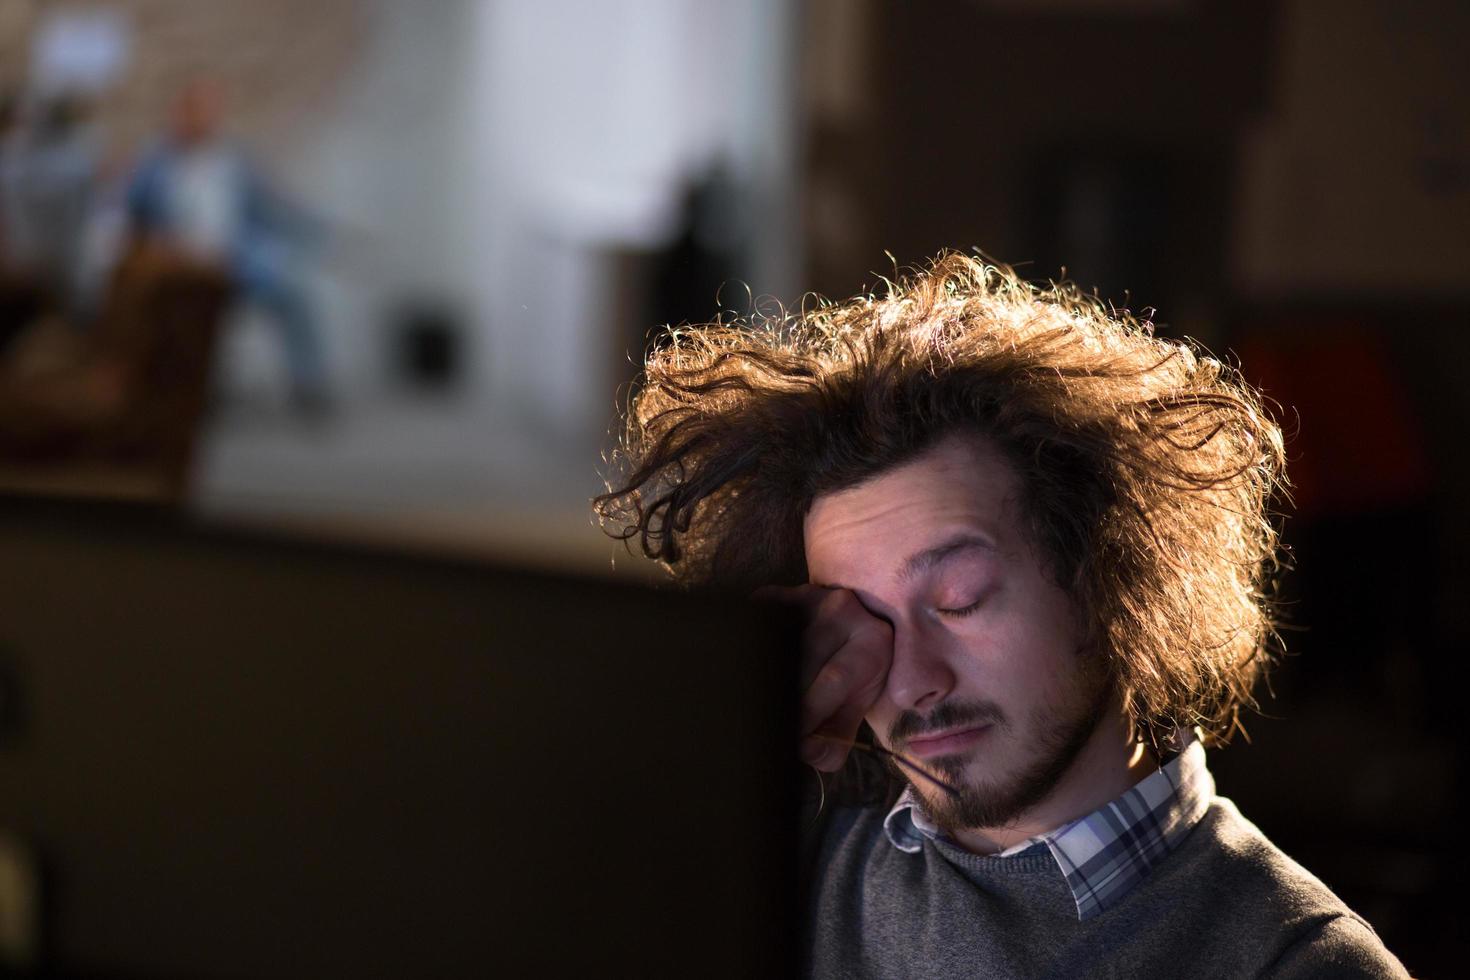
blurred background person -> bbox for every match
[0,89,45,359]
[126,77,330,415]
[0,90,99,334]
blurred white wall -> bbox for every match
[460,0,800,436]
[269,0,797,442]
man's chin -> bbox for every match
[910,765,1026,833]
[913,784,1003,834]
[910,745,1074,833]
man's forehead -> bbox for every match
[806,514,1006,586]
[805,436,1019,530]
[803,438,1021,584]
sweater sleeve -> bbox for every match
[1260,915,1411,980]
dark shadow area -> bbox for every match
[0,494,799,978]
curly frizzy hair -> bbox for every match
[595,252,1289,748]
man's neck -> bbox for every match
[948,707,1157,855]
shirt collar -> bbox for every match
[881,733,1214,921]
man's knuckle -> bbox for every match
[816,589,852,618]
[813,661,849,690]
[853,619,893,648]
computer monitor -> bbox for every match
[0,494,799,978]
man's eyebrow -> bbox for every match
[898,534,996,583]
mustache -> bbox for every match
[888,699,1004,746]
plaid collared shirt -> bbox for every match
[881,734,1214,921]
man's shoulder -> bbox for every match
[1188,798,1355,917]
[1259,915,1412,979]
[1160,797,1409,978]
[802,801,891,867]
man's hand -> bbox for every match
[757,585,893,772]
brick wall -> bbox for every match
[2,0,365,161]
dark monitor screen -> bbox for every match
[0,495,799,978]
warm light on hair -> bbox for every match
[596,252,1289,748]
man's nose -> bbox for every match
[884,621,957,712]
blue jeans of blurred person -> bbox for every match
[236,239,327,409]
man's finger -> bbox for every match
[802,695,879,772]
[798,623,889,733]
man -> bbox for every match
[126,78,329,413]
[596,254,1409,978]
[0,93,99,320]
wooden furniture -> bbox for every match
[0,246,232,502]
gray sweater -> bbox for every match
[805,796,1409,979]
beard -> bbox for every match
[890,655,1114,833]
